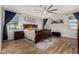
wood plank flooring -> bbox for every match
[0,37,77,54]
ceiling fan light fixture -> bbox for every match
[34,5,57,15]
[43,11,47,14]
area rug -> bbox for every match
[35,38,58,51]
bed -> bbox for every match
[23,24,51,44]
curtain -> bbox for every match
[73,12,79,20]
[73,12,79,54]
[3,10,16,40]
[43,18,48,29]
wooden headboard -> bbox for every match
[23,24,37,29]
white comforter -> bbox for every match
[24,29,35,41]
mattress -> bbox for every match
[24,29,35,41]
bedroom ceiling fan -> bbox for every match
[34,5,58,15]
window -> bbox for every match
[69,15,77,29]
[7,15,19,30]
[8,22,19,29]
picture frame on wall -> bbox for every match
[51,19,63,24]
[24,16,35,22]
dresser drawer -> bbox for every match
[14,31,24,40]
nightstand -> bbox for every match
[14,31,24,40]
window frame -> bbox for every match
[68,15,77,30]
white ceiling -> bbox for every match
[2,5,79,18]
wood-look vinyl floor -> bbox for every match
[0,37,77,54]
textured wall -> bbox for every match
[48,14,77,39]
[0,6,3,50]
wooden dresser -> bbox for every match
[14,31,24,40]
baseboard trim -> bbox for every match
[61,36,77,39]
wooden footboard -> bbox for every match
[35,30,51,44]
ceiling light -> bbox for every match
[43,11,47,14]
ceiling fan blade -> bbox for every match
[47,5,53,10]
[49,9,57,11]
[44,6,46,10]
[48,11,57,14]
[40,5,47,10]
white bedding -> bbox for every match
[24,28,35,41]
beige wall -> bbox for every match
[0,6,3,50]
[49,14,77,39]
[7,13,77,40]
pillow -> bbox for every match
[35,27,42,31]
[27,27,33,31]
